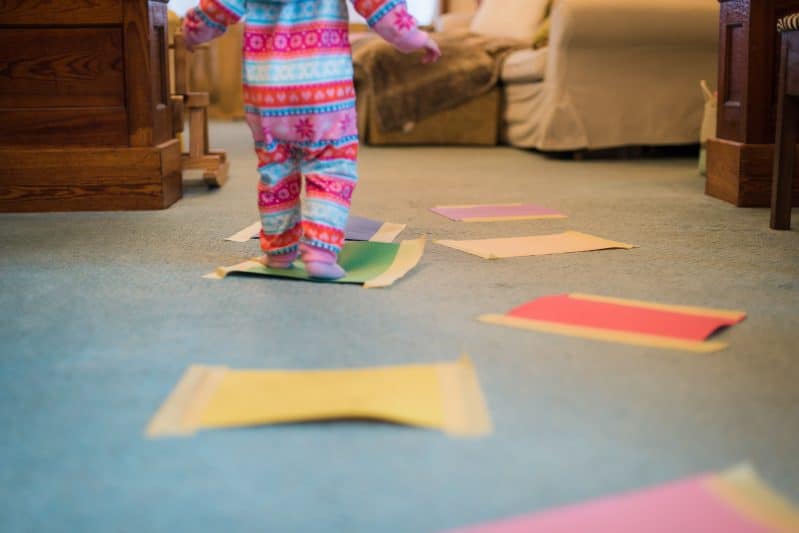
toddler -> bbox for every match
[183,0,440,278]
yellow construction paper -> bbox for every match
[146,355,492,438]
[200,364,444,429]
[435,231,636,259]
[707,464,799,532]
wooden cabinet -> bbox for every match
[0,0,181,211]
[707,0,799,206]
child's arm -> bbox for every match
[350,0,441,62]
[181,0,246,50]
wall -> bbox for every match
[447,0,476,13]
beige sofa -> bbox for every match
[440,0,719,151]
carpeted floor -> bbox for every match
[1,121,798,532]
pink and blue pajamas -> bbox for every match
[183,0,428,263]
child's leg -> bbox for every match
[299,138,359,279]
[256,140,302,268]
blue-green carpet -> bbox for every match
[1,122,798,532]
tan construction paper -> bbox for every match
[224,221,261,243]
[363,236,425,288]
[436,231,636,259]
[370,222,407,243]
[706,464,799,532]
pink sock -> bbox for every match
[261,248,298,269]
[301,244,346,280]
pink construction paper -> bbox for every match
[447,475,770,533]
[430,204,564,221]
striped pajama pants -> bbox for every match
[252,131,359,257]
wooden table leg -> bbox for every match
[771,95,797,229]
[771,33,798,230]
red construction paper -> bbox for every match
[508,295,743,342]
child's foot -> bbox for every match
[304,261,346,280]
[259,249,298,269]
[301,244,346,280]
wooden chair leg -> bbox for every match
[771,85,797,229]
[188,107,206,160]
[202,106,210,155]
[171,31,229,189]
[202,155,229,188]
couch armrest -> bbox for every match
[502,48,548,84]
[550,0,718,49]
[434,12,474,33]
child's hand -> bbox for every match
[421,36,441,64]
[180,24,197,52]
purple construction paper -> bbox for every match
[344,216,383,241]
[250,215,382,241]
[431,204,564,221]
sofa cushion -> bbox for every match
[469,0,550,44]
[501,48,548,84]
[433,12,474,33]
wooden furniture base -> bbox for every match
[706,137,799,206]
[0,0,180,212]
[708,0,799,207]
[0,140,181,212]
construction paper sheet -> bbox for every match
[479,293,746,352]
[431,203,566,222]
[706,464,799,532]
[344,216,405,242]
[146,355,492,438]
[224,216,406,243]
[204,237,424,288]
[344,216,382,240]
[445,465,799,533]
[436,231,635,259]
[224,221,261,243]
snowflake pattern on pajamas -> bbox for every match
[183,0,427,254]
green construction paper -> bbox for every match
[232,241,400,284]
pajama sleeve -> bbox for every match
[349,0,430,53]
[182,0,246,49]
